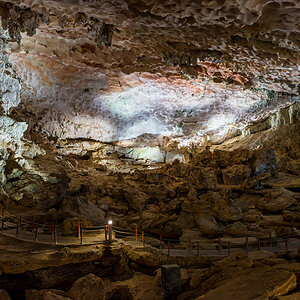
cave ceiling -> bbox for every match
[0,0,299,147]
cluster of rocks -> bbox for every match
[0,118,299,246]
[1,244,300,300]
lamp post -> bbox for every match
[108,220,112,241]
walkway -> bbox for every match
[1,210,299,258]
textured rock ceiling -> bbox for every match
[0,0,299,146]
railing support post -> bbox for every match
[77,222,81,238]
[142,231,145,246]
[197,241,200,256]
[1,210,4,231]
[285,238,288,250]
[54,228,57,244]
[168,241,170,257]
[51,224,54,242]
[35,226,38,242]
[135,225,138,242]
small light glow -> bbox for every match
[108,220,113,225]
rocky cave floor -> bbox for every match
[0,1,299,298]
[0,104,299,299]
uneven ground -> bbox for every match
[0,0,299,299]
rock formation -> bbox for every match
[0,0,299,299]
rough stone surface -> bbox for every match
[194,268,296,300]
[0,290,11,300]
[26,290,71,300]
[67,273,105,300]
[258,188,297,212]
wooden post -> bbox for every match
[197,241,200,256]
[142,231,145,246]
[285,238,288,250]
[228,242,231,256]
[35,226,38,242]
[287,228,290,241]
[135,225,138,242]
[160,234,163,249]
[77,222,81,238]
[1,210,4,231]
[168,241,170,257]
[54,228,57,244]
[246,236,248,248]
[19,216,22,227]
[258,239,260,250]
[51,224,54,241]
[218,236,221,248]
[1,214,4,231]
[80,229,83,245]
[16,222,19,238]
[32,220,34,232]
[188,237,191,254]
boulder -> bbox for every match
[194,213,223,236]
[195,268,296,300]
[199,192,243,222]
[222,164,251,185]
[0,290,11,300]
[67,273,105,300]
[277,291,300,300]
[180,229,203,242]
[123,187,150,212]
[126,247,162,268]
[213,149,251,168]
[258,188,296,212]
[198,168,217,189]
[242,210,262,223]
[248,250,276,261]
[224,222,248,237]
[272,263,300,283]
[106,274,163,300]
[26,290,71,300]
[97,196,128,214]
[283,211,300,222]
[62,217,92,235]
[252,149,277,175]
[189,268,218,290]
[286,159,300,176]
[60,197,105,224]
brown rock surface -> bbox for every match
[107,274,164,300]
[195,268,297,300]
[0,290,11,300]
[222,164,251,185]
[258,188,297,212]
[67,273,105,300]
[194,213,223,236]
[26,290,71,300]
